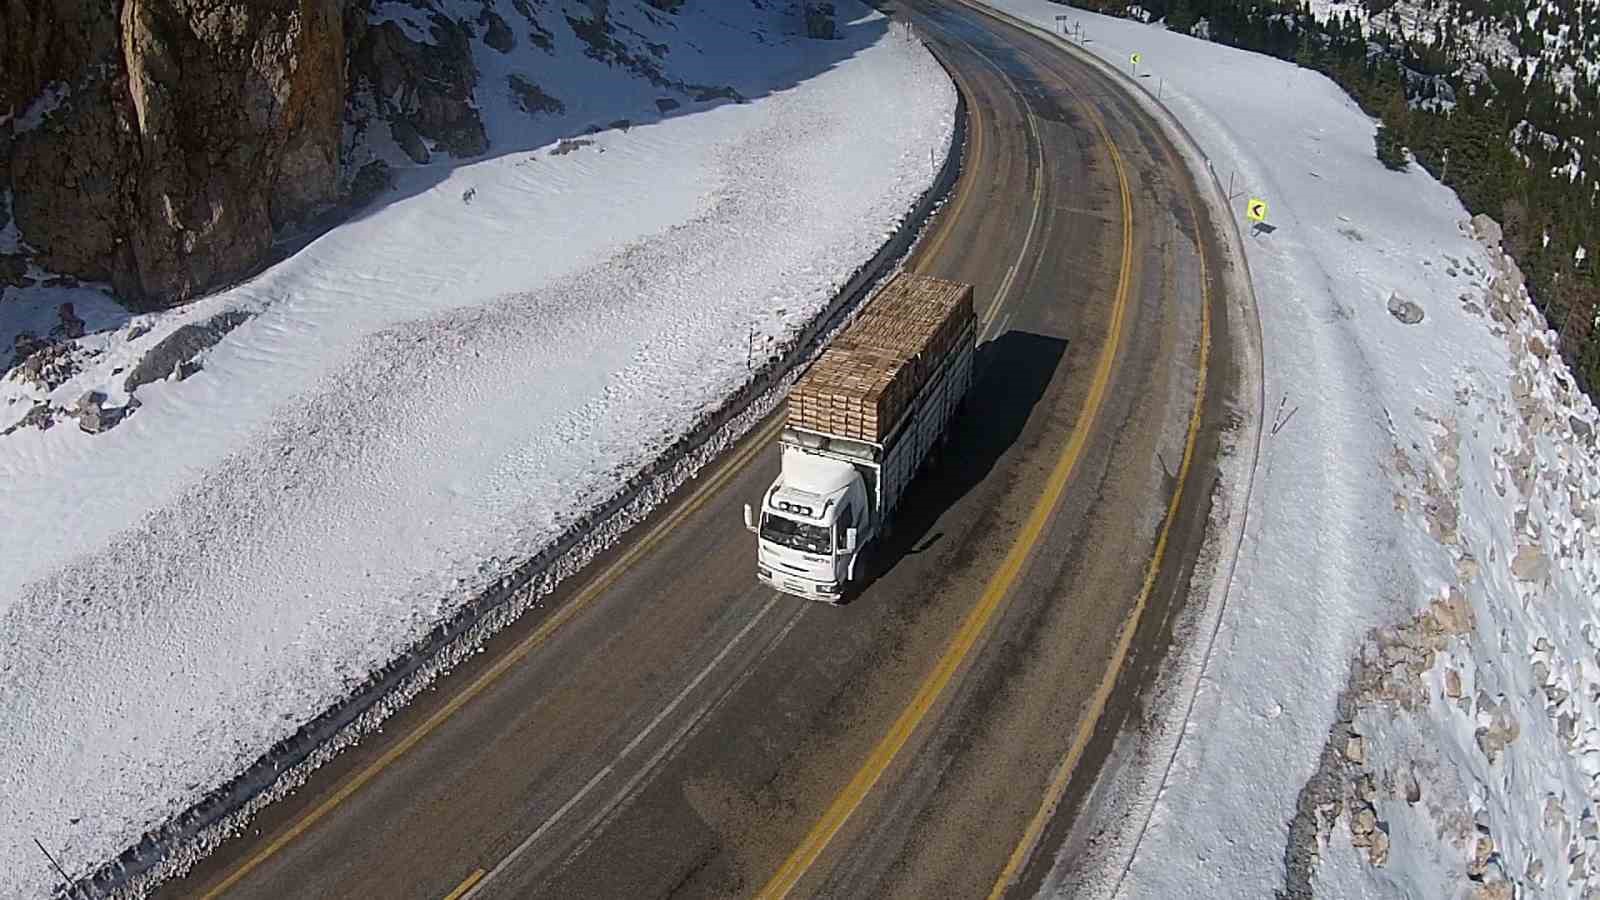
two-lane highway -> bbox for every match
[167,2,1239,898]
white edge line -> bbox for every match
[462,593,786,898]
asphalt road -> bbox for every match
[167,2,1238,898]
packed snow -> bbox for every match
[0,2,955,895]
[977,2,1600,898]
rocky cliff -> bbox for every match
[2,1,349,306]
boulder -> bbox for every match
[1430,589,1475,635]
[508,75,564,116]
[9,340,78,390]
[123,308,253,394]
[480,9,514,53]
[1387,292,1425,325]
[1470,213,1504,249]
[1352,806,1377,836]
[75,390,116,433]
[1367,825,1389,865]
[1511,543,1549,582]
[1,401,57,436]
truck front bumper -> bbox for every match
[757,566,842,602]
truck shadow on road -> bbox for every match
[847,329,1069,602]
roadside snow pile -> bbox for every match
[0,3,955,895]
[977,2,1600,898]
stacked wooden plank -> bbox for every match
[788,272,975,443]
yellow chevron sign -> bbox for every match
[1246,197,1268,222]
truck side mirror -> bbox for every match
[743,504,758,534]
[845,527,858,553]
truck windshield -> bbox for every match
[760,513,832,555]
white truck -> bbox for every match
[743,272,977,602]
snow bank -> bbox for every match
[977,3,1600,897]
[0,3,955,895]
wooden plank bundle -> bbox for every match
[788,272,976,443]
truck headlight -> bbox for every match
[818,581,840,594]
[757,565,772,579]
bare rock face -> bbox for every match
[118,0,346,301]
[3,0,346,307]
[350,12,486,163]
[0,3,121,125]
[4,3,134,290]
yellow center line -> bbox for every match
[982,40,1216,899]
[753,31,1140,900]
[441,869,485,900]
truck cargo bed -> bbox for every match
[788,272,976,444]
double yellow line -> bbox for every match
[981,43,1215,900]
[756,6,1216,895]
[754,28,1142,899]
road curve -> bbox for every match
[165,2,1238,898]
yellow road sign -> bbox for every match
[1246,197,1268,223]
[1130,51,1143,66]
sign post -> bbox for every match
[1130,51,1142,77]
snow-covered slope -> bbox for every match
[0,3,955,896]
[979,3,1600,898]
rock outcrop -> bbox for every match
[349,12,486,164]
[3,0,347,307]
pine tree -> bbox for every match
[1166,0,1199,34]
[1375,123,1410,169]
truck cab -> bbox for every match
[742,271,975,604]
[743,446,871,602]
